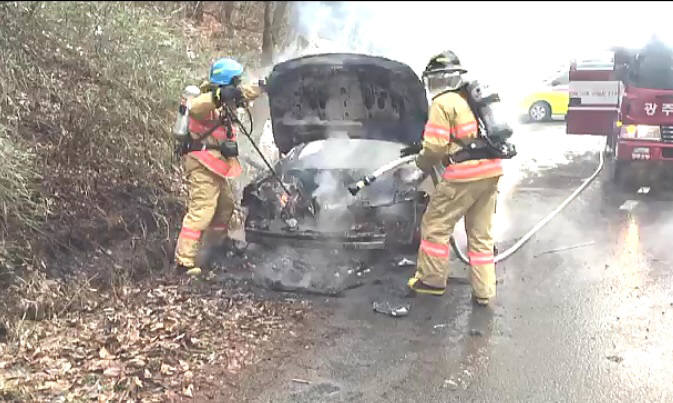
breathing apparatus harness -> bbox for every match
[174,79,246,158]
[401,57,517,162]
[447,80,517,163]
[405,84,517,163]
[172,78,293,197]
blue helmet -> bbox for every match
[209,58,244,86]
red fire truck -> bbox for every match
[567,38,673,186]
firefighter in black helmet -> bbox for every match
[407,50,503,306]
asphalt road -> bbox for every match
[228,122,673,403]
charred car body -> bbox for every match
[242,53,429,250]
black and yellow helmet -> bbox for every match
[423,50,467,94]
[423,50,467,77]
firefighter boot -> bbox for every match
[407,277,446,296]
[176,264,202,277]
[473,295,489,306]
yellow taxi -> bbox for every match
[520,57,615,123]
[520,69,569,122]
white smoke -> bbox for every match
[312,169,350,231]
[268,1,673,242]
[247,2,673,293]
[259,119,280,164]
[279,1,673,112]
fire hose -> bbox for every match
[348,149,605,264]
[223,104,291,197]
[347,155,417,196]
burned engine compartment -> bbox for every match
[242,140,428,249]
[242,53,429,250]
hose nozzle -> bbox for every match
[347,175,376,196]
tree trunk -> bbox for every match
[272,1,288,31]
[221,1,234,26]
[271,1,288,49]
[262,1,273,66]
[191,1,204,23]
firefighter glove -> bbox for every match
[213,85,243,107]
[400,142,422,158]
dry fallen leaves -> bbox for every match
[2,28,310,377]
[99,346,114,360]
[39,379,72,392]
[182,383,194,398]
[1,280,308,401]
[103,366,121,377]
[132,376,143,389]
[160,363,177,376]
[128,357,147,368]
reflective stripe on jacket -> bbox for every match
[416,91,503,183]
[188,110,237,142]
[187,150,243,178]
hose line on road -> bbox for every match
[450,149,606,264]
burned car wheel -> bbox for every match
[242,53,429,252]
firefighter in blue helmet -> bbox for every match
[174,57,265,276]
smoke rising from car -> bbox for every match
[295,138,411,231]
[273,1,670,244]
[280,2,673,93]
[277,1,673,144]
[247,2,673,294]
[312,170,352,231]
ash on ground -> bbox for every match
[247,246,376,296]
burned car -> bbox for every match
[242,53,430,250]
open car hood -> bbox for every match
[266,53,428,154]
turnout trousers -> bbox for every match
[174,159,242,268]
[413,176,500,299]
